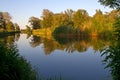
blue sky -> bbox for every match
[0,0,112,29]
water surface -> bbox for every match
[0,34,112,80]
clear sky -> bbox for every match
[0,0,112,29]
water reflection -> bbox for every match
[30,35,42,47]
[29,35,111,55]
[0,34,114,80]
[0,33,20,44]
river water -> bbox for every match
[0,34,112,80]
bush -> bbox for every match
[52,25,68,35]
[0,43,36,80]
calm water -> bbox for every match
[0,34,112,80]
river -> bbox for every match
[0,34,112,80]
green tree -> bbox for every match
[26,25,31,34]
[73,9,89,29]
[92,9,104,33]
[42,9,53,28]
[99,0,120,80]
[14,23,20,31]
[6,21,15,32]
[0,12,5,30]
[29,16,41,29]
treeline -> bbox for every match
[0,12,20,33]
[28,9,118,36]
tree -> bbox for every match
[2,12,11,22]
[0,12,12,31]
[42,9,53,28]
[26,25,31,34]
[73,9,89,29]
[29,16,41,29]
[14,23,20,31]
[6,21,15,32]
[99,1,120,80]
[98,0,120,9]
[0,12,5,30]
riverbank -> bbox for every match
[0,31,20,37]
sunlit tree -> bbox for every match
[6,21,15,32]
[14,23,20,31]
[29,16,41,29]
[73,9,89,29]
[42,9,53,28]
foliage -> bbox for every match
[98,1,120,79]
[101,16,120,80]
[26,25,32,34]
[42,9,53,28]
[73,9,89,29]
[114,16,120,39]
[6,21,15,32]
[98,0,120,9]
[26,9,119,37]
[52,25,76,35]
[0,43,36,80]
[14,23,20,31]
[0,12,20,33]
[29,16,41,29]
[101,41,120,80]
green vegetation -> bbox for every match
[52,25,76,36]
[28,9,119,37]
[98,0,120,9]
[26,25,32,34]
[101,18,120,80]
[99,0,120,80]
[0,43,36,80]
[0,12,20,34]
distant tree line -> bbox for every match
[28,9,119,36]
[0,12,20,33]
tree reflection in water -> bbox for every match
[30,35,42,47]
[29,35,111,55]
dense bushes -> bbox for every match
[52,25,76,35]
[0,43,36,80]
